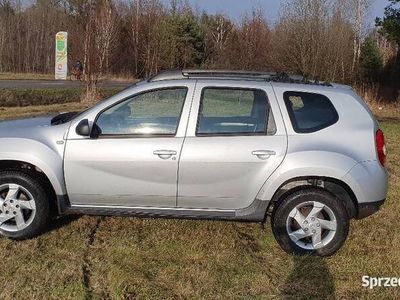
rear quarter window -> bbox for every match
[283,91,338,133]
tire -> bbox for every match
[0,171,50,239]
[271,187,349,256]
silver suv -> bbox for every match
[0,70,388,256]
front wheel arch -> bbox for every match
[0,160,58,216]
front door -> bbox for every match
[64,85,194,207]
[177,82,287,210]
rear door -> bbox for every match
[177,80,287,209]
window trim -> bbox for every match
[195,86,273,137]
[283,91,339,134]
[93,86,189,138]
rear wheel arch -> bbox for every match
[267,176,358,219]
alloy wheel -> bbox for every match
[286,201,337,250]
[0,183,36,232]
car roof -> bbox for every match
[148,69,353,92]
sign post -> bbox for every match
[55,31,68,80]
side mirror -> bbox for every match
[75,119,91,136]
[91,123,102,138]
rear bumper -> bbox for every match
[342,160,388,204]
[357,199,385,219]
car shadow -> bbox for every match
[42,214,82,235]
[281,254,335,299]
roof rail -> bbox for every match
[182,69,275,78]
[149,69,332,86]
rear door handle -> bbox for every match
[252,150,276,159]
[153,150,177,159]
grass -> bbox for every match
[0,101,398,299]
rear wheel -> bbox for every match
[0,171,50,239]
[271,188,349,256]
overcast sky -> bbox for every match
[175,0,388,25]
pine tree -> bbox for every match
[359,37,383,80]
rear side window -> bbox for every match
[197,87,276,136]
[283,91,338,133]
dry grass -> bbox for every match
[0,101,398,299]
[355,83,400,103]
[0,72,54,81]
[0,72,135,82]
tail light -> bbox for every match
[376,129,386,166]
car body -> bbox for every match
[0,70,388,256]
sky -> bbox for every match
[181,0,388,25]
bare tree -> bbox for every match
[127,0,163,77]
[128,0,140,75]
[95,0,118,75]
[202,14,233,67]
[274,0,331,79]
[350,0,371,72]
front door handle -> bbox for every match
[153,150,177,159]
[252,150,276,159]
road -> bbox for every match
[0,79,131,89]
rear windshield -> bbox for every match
[283,91,338,133]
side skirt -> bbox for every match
[63,199,269,223]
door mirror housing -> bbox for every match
[91,123,102,138]
[76,119,91,136]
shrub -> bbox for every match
[0,88,123,107]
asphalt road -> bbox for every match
[0,79,131,89]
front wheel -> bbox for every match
[271,188,349,256]
[0,171,50,239]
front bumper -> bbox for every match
[357,199,386,219]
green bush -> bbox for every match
[0,88,123,107]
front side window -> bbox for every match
[197,87,275,135]
[284,91,339,133]
[96,87,187,136]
